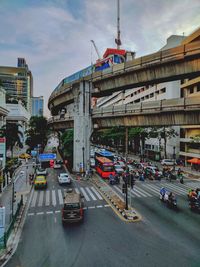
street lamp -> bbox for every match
[82,147,85,173]
[173,146,176,171]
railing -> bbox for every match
[48,97,200,124]
[49,41,200,103]
[92,97,200,117]
[0,197,23,249]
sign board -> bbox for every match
[39,153,56,161]
[31,150,37,157]
[0,138,6,168]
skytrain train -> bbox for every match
[52,48,135,96]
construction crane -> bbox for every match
[90,40,101,60]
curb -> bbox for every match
[0,185,34,267]
[92,178,141,222]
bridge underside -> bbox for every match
[49,110,200,130]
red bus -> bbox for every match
[95,156,115,179]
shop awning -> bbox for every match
[187,158,200,164]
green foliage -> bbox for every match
[26,116,48,150]
[0,123,23,157]
[61,129,73,158]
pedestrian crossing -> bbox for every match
[29,186,103,208]
[114,181,200,199]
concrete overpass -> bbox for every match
[48,40,200,114]
[48,96,200,129]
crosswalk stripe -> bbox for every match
[141,184,158,195]
[132,187,148,197]
[85,187,97,201]
[31,191,38,207]
[38,191,44,207]
[186,182,200,188]
[58,189,63,205]
[165,183,187,194]
[91,187,103,200]
[114,185,127,196]
[162,183,186,195]
[45,190,50,206]
[131,188,142,197]
[52,190,56,206]
[134,186,152,197]
[145,184,160,193]
[75,188,80,194]
[80,187,90,201]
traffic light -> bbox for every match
[122,183,127,194]
[13,191,17,202]
[130,176,135,189]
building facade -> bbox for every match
[31,96,44,116]
[0,58,33,113]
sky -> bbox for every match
[0,0,200,117]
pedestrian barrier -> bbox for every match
[0,197,23,249]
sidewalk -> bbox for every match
[0,160,33,265]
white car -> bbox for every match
[36,168,47,176]
[161,159,176,166]
[58,173,71,185]
[90,158,95,167]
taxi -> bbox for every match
[34,175,47,189]
[19,153,31,159]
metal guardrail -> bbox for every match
[47,97,200,124]
[49,41,200,103]
[0,197,23,249]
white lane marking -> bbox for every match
[28,213,34,216]
[131,188,141,197]
[144,184,160,193]
[134,186,152,197]
[132,187,149,197]
[36,212,44,215]
[114,185,126,195]
[55,210,61,213]
[141,184,158,195]
[31,191,38,207]
[58,189,63,205]
[83,207,87,210]
[96,205,103,208]
[85,187,97,201]
[46,211,53,214]
[45,190,50,206]
[186,182,200,188]
[88,206,95,209]
[91,187,103,200]
[38,191,44,207]
[75,187,80,194]
[54,217,57,223]
[52,190,56,206]
[167,183,188,193]
[80,187,90,201]
[162,183,186,195]
[104,204,110,207]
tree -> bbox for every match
[60,129,73,171]
[0,123,23,157]
[26,116,48,151]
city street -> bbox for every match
[4,168,200,267]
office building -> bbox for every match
[31,96,44,116]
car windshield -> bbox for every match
[36,177,45,181]
[64,203,80,210]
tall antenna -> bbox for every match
[115,0,122,49]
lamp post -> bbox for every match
[173,146,176,171]
[82,147,85,173]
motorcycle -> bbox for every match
[109,175,120,185]
[159,188,178,210]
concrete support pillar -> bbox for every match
[73,81,92,173]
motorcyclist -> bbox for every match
[160,187,166,201]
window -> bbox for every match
[150,93,154,98]
[189,87,194,94]
[160,88,166,94]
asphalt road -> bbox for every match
[5,168,200,267]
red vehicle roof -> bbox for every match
[103,48,126,59]
[96,156,113,165]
